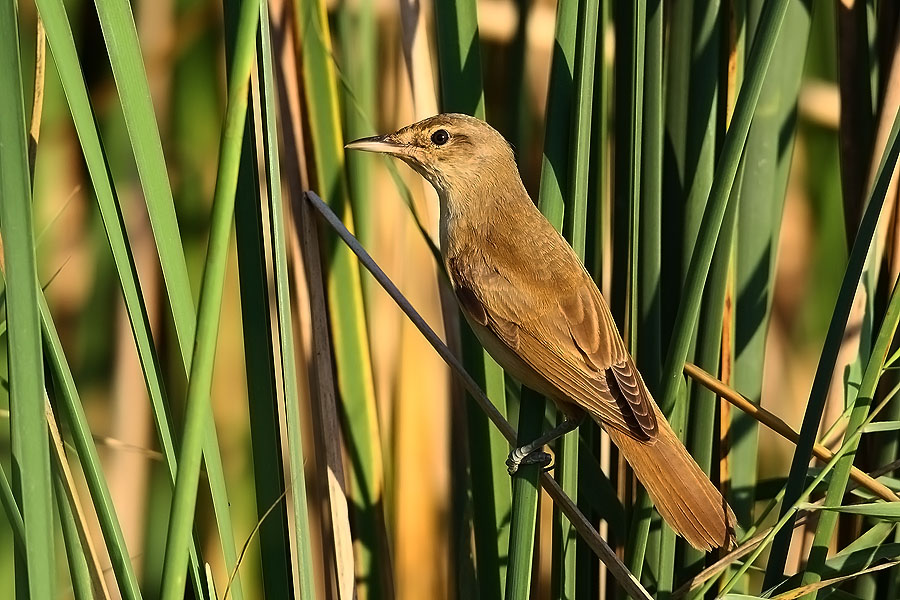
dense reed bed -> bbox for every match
[3,0,900,599]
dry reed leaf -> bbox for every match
[46,399,112,599]
[771,559,900,599]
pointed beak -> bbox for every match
[344,134,409,156]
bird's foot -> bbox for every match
[506,447,552,475]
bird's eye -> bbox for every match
[431,129,450,146]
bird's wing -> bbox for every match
[450,251,658,440]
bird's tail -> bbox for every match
[606,401,736,551]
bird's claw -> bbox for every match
[506,449,552,475]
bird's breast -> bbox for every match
[460,309,561,401]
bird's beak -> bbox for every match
[344,134,409,156]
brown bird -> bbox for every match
[346,113,736,551]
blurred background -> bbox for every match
[3,0,899,598]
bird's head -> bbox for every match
[345,113,522,205]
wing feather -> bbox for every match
[450,246,658,440]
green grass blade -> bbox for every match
[461,354,511,598]
[731,0,811,537]
[90,1,244,592]
[861,421,900,433]
[833,521,895,559]
[34,1,215,593]
[257,1,317,596]
[197,431,241,598]
[39,291,144,599]
[612,0,644,349]
[683,160,741,575]
[295,0,390,595]
[0,3,54,597]
[565,0,600,261]
[504,399,544,600]
[835,0,875,240]
[232,59,293,600]
[802,205,900,597]
[639,0,663,395]
[812,503,900,521]
[582,9,611,590]
[505,0,578,594]
[434,0,486,118]
[683,0,746,572]
[433,0,512,594]
[680,0,721,283]
[721,236,900,595]
[768,536,900,600]
[660,0,691,340]
[815,529,900,577]
[651,2,789,588]
[620,0,653,579]
[537,0,578,231]
[158,0,259,595]
[658,0,790,414]
[54,473,93,600]
[762,109,900,590]
[227,0,292,597]
[586,0,611,283]
[551,0,600,595]
[338,0,377,251]
[91,0,196,352]
[461,325,511,592]
[229,0,317,595]
[0,465,24,548]
[669,22,725,554]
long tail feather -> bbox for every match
[607,401,736,551]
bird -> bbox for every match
[346,113,736,551]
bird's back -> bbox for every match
[445,189,660,438]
